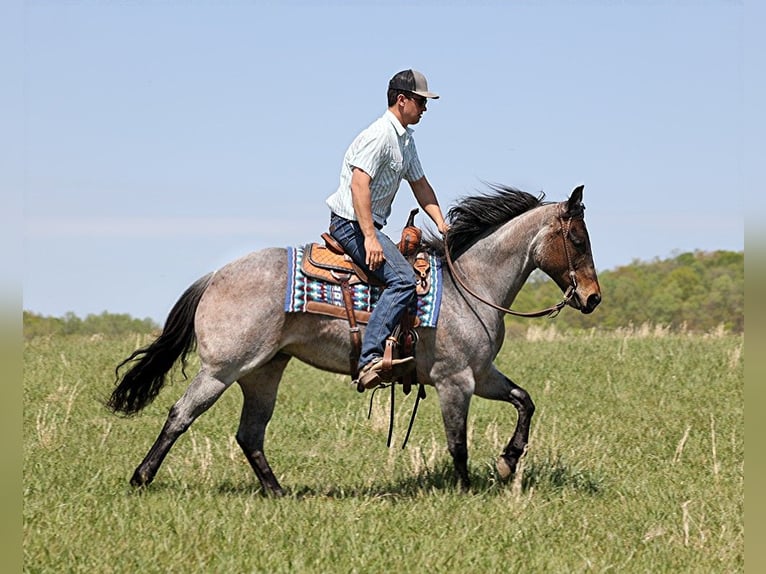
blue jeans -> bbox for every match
[329,213,418,368]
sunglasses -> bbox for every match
[406,93,427,108]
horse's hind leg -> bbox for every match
[235,354,291,497]
[131,370,230,487]
[436,375,474,490]
[474,366,535,480]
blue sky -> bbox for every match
[10,1,753,323]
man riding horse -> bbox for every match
[325,69,450,390]
[109,70,602,495]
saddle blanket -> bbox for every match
[284,246,443,328]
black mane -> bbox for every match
[424,184,546,258]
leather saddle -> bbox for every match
[301,209,429,393]
[301,233,431,294]
[302,234,382,287]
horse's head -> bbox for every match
[536,185,602,314]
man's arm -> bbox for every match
[409,176,449,234]
[350,167,385,270]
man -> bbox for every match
[326,69,449,389]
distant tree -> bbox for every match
[512,250,743,333]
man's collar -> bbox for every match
[384,109,411,137]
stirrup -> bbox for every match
[355,356,415,390]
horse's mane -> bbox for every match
[424,184,546,258]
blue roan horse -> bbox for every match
[109,185,601,495]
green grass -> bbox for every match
[24,330,743,573]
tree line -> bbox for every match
[23,310,158,339]
[512,249,743,333]
[23,249,743,339]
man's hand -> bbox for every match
[364,235,385,271]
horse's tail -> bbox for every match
[108,272,214,415]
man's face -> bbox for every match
[401,93,427,125]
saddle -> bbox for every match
[301,209,430,393]
[301,235,431,293]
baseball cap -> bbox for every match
[388,69,440,99]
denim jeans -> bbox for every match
[329,213,418,368]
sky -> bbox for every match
[8,1,756,324]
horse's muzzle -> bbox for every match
[570,290,601,314]
[581,292,601,314]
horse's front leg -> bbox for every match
[435,374,474,490]
[474,366,535,480]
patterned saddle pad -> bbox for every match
[284,246,443,327]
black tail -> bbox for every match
[108,273,214,415]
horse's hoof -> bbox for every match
[496,456,516,481]
[130,469,152,487]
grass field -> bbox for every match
[23,328,743,573]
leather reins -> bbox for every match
[443,205,579,319]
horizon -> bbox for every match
[22,247,744,322]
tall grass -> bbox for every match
[24,330,743,573]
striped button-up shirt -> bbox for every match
[326,110,425,227]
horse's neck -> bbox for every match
[458,208,546,307]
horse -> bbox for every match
[109,184,601,495]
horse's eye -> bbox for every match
[569,231,585,248]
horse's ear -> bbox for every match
[567,185,584,213]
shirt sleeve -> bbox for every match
[347,130,387,180]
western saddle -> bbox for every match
[301,209,430,394]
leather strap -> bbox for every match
[399,310,415,395]
[382,335,397,372]
[339,277,362,378]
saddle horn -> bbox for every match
[398,208,421,257]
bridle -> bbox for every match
[443,204,579,319]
